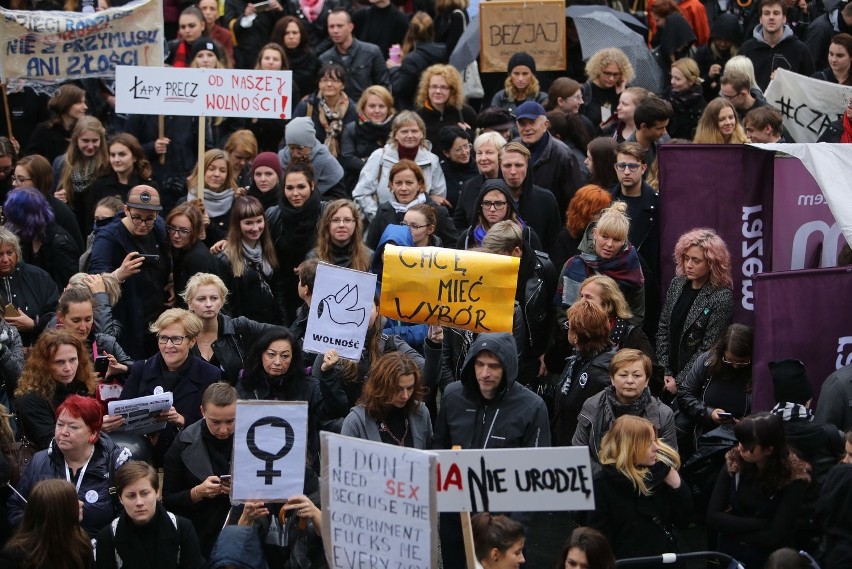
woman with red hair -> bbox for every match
[551,184,612,272]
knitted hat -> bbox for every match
[285,117,317,148]
[252,152,282,179]
[189,37,222,62]
[770,359,813,404]
[507,51,536,75]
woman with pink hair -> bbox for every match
[656,228,734,397]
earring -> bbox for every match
[88,435,96,444]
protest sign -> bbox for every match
[231,401,307,503]
[434,447,594,512]
[303,263,377,360]
[0,0,163,87]
[659,145,775,325]
[752,266,852,411]
[770,157,844,271]
[321,433,437,569]
[764,68,852,143]
[478,0,566,72]
[380,246,519,333]
[114,65,293,119]
[107,392,172,435]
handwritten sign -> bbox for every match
[231,401,307,503]
[114,65,293,119]
[303,263,377,360]
[107,392,172,435]
[0,0,163,86]
[764,68,852,143]
[434,447,595,512]
[379,246,519,333]
[479,0,566,73]
[321,433,437,569]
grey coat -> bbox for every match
[341,404,433,450]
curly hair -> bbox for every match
[504,71,541,104]
[693,98,748,144]
[673,227,733,288]
[15,329,96,400]
[359,352,426,419]
[315,199,371,271]
[566,185,611,237]
[57,116,110,208]
[415,64,465,110]
[188,148,237,193]
[4,187,54,241]
[599,415,680,496]
[585,48,635,85]
[108,132,153,180]
[567,299,612,355]
[580,275,632,320]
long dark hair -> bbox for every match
[734,413,796,493]
[358,352,426,419]
[707,323,753,379]
[241,328,305,389]
[556,527,616,569]
[5,479,92,569]
[586,137,619,188]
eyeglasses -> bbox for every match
[166,225,192,236]
[600,71,621,78]
[450,144,472,153]
[722,357,751,368]
[481,200,508,211]
[429,84,451,91]
[129,214,157,226]
[10,175,31,184]
[568,94,583,102]
[331,217,356,225]
[401,222,430,230]
[719,90,741,100]
[614,162,641,172]
[157,335,188,346]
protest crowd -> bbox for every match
[0,0,851,564]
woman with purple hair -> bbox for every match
[3,187,82,289]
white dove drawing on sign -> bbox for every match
[317,284,366,326]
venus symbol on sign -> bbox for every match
[246,416,294,484]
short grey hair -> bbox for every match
[0,227,21,259]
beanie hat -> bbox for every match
[189,37,222,63]
[770,359,813,404]
[507,51,536,75]
[251,152,283,179]
[285,117,317,148]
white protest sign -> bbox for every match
[107,392,172,434]
[321,433,437,569]
[764,68,852,143]
[231,401,307,503]
[114,65,293,119]
[434,447,594,512]
[303,263,377,360]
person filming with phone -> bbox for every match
[88,186,171,359]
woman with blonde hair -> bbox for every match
[579,276,656,361]
[389,13,449,111]
[491,51,548,115]
[309,199,372,271]
[414,64,476,152]
[581,48,636,133]
[54,116,110,231]
[353,111,448,222]
[223,129,257,186]
[187,148,237,244]
[664,57,706,139]
[552,184,612,271]
[588,414,691,559]
[693,97,747,144]
[723,54,760,92]
[340,85,396,190]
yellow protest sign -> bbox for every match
[379,246,520,333]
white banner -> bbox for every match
[114,65,293,119]
[231,401,307,503]
[303,263,377,360]
[434,447,595,512]
[764,68,852,143]
[321,433,437,569]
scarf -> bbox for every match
[597,385,653,442]
[242,239,273,277]
[560,246,644,305]
[389,192,426,213]
[318,94,349,157]
[278,187,321,252]
[188,188,235,218]
[771,402,813,423]
[842,112,852,143]
[173,40,189,68]
[71,159,96,195]
[299,0,323,22]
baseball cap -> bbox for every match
[515,101,546,121]
[126,186,162,211]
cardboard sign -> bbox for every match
[478,0,566,73]
[379,246,519,333]
[321,433,437,569]
[434,447,594,512]
[0,0,163,85]
[764,68,852,143]
[303,263,377,360]
[114,65,293,119]
[231,401,307,503]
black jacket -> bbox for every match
[664,83,706,140]
[390,42,448,110]
[223,0,283,68]
[190,313,278,386]
[172,241,220,310]
[16,381,92,450]
[318,39,391,102]
[22,222,81,290]
[456,180,543,251]
[22,121,71,164]
[432,332,551,450]
[739,25,816,90]
[816,464,852,568]
[551,349,614,446]
[1,262,60,347]
[215,252,287,325]
[416,102,477,154]
[285,48,321,100]
[517,244,557,361]
[87,172,157,231]
[520,132,583,225]
[365,199,458,251]
[440,156,479,208]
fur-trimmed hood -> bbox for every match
[724,447,812,485]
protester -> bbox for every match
[580,48,635,134]
[546,77,597,137]
[198,0,234,65]
[64,272,124,339]
[166,202,219,310]
[339,86,395,191]
[743,106,789,143]
[245,151,282,211]
[815,461,852,568]
[549,186,611,272]
[584,137,619,190]
[664,58,707,139]
[186,149,237,245]
[88,133,157,225]
[452,131,506,231]
[278,116,346,199]
[811,33,852,85]
[555,527,616,569]
[602,87,650,144]
[491,52,548,115]
[23,84,88,163]
[273,16,321,99]
[223,130,257,188]
[438,126,478,208]
[166,7,206,67]
[471,513,526,569]
[434,0,469,55]
[650,0,698,66]
[695,13,742,101]
[291,63,357,158]
[389,15,449,112]
[456,179,542,251]
[815,363,852,430]
[223,0,281,69]
[308,198,373,271]
[96,461,204,569]
[693,98,749,143]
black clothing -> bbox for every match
[22,121,72,164]
[416,103,476,153]
[440,156,478,207]
[389,42,449,110]
[0,261,60,347]
[352,3,409,58]
[285,48,321,100]
[189,313,275,385]
[22,222,81,290]
[365,198,457,251]
[664,83,706,139]
[580,81,620,134]
[224,0,283,68]
[551,349,614,445]
[15,381,92,450]
[172,241,220,310]
[340,117,393,191]
[739,25,816,90]
[216,252,286,325]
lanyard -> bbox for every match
[65,448,95,494]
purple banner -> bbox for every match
[658,145,775,326]
[752,266,852,411]
[771,157,844,271]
